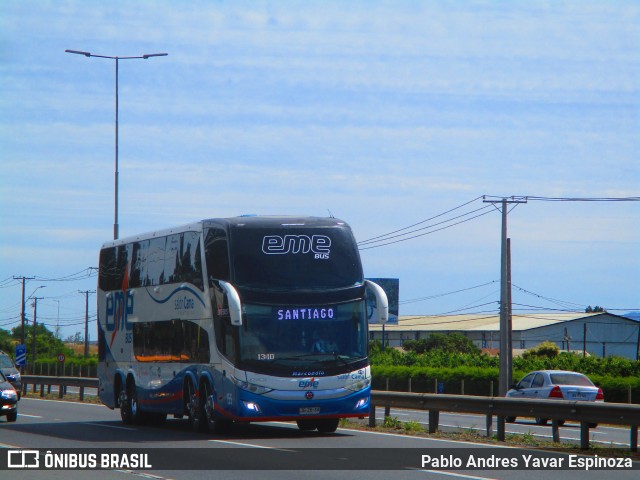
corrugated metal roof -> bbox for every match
[368,312,605,332]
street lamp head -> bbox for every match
[65,49,91,57]
[142,53,168,59]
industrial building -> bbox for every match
[369,312,640,360]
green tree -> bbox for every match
[0,328,14,353]
[585,305,605,313]
[11,324,70,361]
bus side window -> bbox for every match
[182,231,203,290]
[212,283,237,362]
[147,237,167,286]
[129,240,147,288]
[205,228,230,281]
[99,247,118,291]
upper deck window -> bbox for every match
[99,231,203,291]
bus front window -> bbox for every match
[237,301,368,375]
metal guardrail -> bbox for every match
[370,390,640,451]
[20,376,639,451]
[22,375,98,401]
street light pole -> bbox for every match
[65,50,168,239]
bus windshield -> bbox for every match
[237,300,368,375]
[229,226,362,290]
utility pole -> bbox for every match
[483,197,527,396]
[31,296,44,367]
[80,290,96,357]
[14,276,35,345]
[507,237,512,364]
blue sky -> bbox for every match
[1,1,638,342]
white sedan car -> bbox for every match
[505,370,604,426]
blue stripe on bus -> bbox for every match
[144,285,206,307]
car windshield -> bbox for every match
[0,356,15,369]
[549,373,594,386]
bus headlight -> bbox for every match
[231,376,273,395]
[345,378,371,392]
[242,401,262,413]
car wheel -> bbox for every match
[505,416,516,423]
[6,411,17,422]
[557,420,565,426]
[535,417,548,426]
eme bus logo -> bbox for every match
[262,235,331,259]
[298,378,319,389]
[105,290,134,333]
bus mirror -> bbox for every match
[218,280,243,326]
[365,280,388,324]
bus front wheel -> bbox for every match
[296,418,339,433]
[296,419,316,431]
[316,418,339,433]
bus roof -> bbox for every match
[100,216,349,249]
[203,215,349,229]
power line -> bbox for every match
[511,283,586,310]
[359,207,494,250]
[481,195,640,202]
[358,196,484,245]
[400,280,499,305]
[526,196,640,202]
[33,267,97,282]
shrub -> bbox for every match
[522,341,560,359]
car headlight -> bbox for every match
[8,373,20,381]
[1,389,17,400]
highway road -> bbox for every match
[0,398,637,480]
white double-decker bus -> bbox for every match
[97,216,388,433]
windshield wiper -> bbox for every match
[268,352,351,368]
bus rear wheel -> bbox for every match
[186,380,207,432]
[120,379,143,425]
[203,382,231,434]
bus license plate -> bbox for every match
[299,407,321,415]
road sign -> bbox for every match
[15,344,26,366]
[57,353,66,363]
